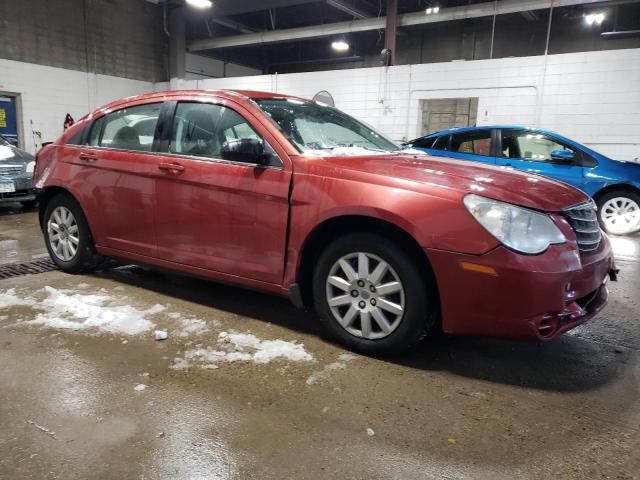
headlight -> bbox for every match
[463,194,566,254]
[25,161,36,173]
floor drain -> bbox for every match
[0,258,58,280]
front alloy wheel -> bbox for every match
[313,233,436,355]
[599,195,640,235]
[48,206,80,261]
[326,252,405,340]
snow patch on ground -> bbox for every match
[23,286,164,335]
[306,353,357,385]
[0,286,211,336]
[171,331,313,369]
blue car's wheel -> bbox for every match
[597,190,640,236]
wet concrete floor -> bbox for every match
[0,204,639,479]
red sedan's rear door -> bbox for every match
[153,98,292,284]
[65,101,163,257]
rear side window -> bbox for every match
[450,131,491,156]
[91,103,161,152]
[65,126,86,146]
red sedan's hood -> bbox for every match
[302,153,589,213]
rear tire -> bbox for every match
[596,190,640,236]
[43,193,100,273]
[312,233,436,355]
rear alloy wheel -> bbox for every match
[313,233,435,355]
[597,191,640,235]
[48,206,79,262]
[43,194,100,273]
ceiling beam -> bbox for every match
[326,0,369,19]
[211,17,258,33]
[189,0,612,51]
[207,0,321,16]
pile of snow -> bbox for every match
[0,286,164,335]
[27,286,164,335]
[171,331,313,369]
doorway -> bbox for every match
[420,97,479,136]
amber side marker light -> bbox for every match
[460,262,498,277]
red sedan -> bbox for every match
[34,90,617,354]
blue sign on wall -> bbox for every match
[0,96,19,147]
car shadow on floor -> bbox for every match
[0,204,35,217]
[95,264,636,394]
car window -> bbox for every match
[96,103,161,152]
[501,130,577,163]
[431,135,450,151]
[66,126,86,146]
[409,137,436,149]
[450,131,492,156]
[170,102,264,162]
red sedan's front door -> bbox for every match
[153,99,292,285]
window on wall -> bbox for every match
[170,102,264,161]
[501,130,577,163]
[91,103,161,152]
[450,130,492,156]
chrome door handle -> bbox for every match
[158,162,185,173]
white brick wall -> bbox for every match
[187,49,640,161]
[0,58,154,153]
[2,49,639,160]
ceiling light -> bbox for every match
[186,0,213,9]
[331,40,350,52]
[426,7,433,14]
[433,6,440,13]
[585,12,605,25]
[425,5,439,15]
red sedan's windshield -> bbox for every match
[256,98,399,154]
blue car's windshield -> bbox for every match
[256,98,399,155]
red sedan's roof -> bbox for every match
[90,89,309,119]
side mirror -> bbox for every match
[220,138,271,165]
[550,149,575,164]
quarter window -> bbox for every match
[450,131,492,156]
[501,130,577,164]
[170,102,267,163]
[93,103,161,152]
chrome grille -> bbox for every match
[564,201,602,252]
[0,165,23,178]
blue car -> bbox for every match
[404,126,640,235]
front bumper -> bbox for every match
[427,236,615,340]
[0,173,36,203]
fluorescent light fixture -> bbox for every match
[331,40,350,52]
[425,5,439,14]
[433,6,440,13]
[585,12,605,25]
[186,0,213,8]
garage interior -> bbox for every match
[1,0,640,478]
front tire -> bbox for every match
[596,190,640,236]
[312,233,436,355]
[43,193,100,273]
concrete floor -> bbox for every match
[0,203,638,480]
